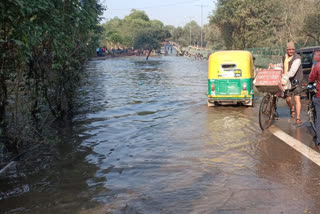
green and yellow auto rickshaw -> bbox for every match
[207,50,254,107]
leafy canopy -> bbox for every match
[101,9,170,57]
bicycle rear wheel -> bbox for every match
[259,94,275,130]
[308,102,316,134]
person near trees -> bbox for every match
[309,50,320,145]
[96,47,100,56]
[269,41,303,124]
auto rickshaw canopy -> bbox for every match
[208,50,254,79]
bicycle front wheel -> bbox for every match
[259,94,275,130]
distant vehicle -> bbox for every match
[160,47,166,54]
[296,46,320,75]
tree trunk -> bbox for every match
[0,55,12,151]
[0,72,7,138]
[146,49,152,60]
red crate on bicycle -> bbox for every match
[254,69,283,93]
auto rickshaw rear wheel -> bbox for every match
[207,101,215,107]
[244,98,254,107]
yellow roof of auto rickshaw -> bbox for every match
[208,50,254,79]
[209,50,253,62]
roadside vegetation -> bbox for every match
[209,0,320,49]
[0,0,103,154]
[101,0,320,61]
[118,0,320,50]
[100,10,170,60]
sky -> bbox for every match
[101,0,215,27]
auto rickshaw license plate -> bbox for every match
[241,90,248,95]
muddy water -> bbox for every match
[1,55,320,214]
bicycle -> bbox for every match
[258,82,317,131]
[255,69,283,130]
[259,92,278,130]
[304,82,317,134]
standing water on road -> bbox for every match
[1,55,320,214]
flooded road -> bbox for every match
[1,55,320,214]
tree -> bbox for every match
[101,10,153,48]
[303,14,320,45]
[125,9,150,22]
[0,0,104,151]
[101,9,171,59]
[172,27,188,47]
[210,0,284,49]
[302,0,320,45]
[203,23,225,50]
[184,21,201,47]
[164,25,175,38]
[101,17,125,47]
[210,0,235,49]
[133,27,170,60]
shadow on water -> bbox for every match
[0,120,104,214]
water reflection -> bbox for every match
[0,121,101,214]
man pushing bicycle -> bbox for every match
[269,41,304,124]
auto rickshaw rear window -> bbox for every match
[221,64,237,71]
